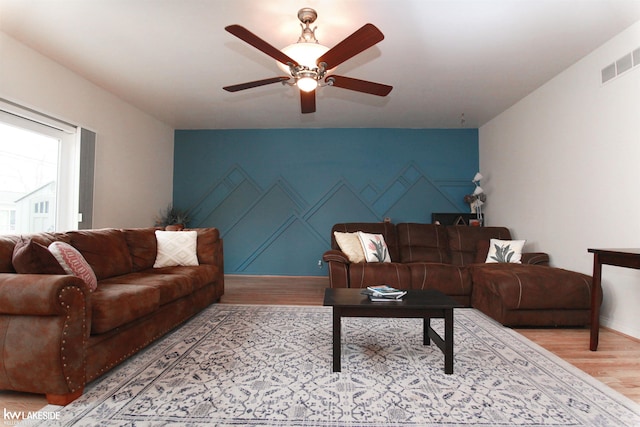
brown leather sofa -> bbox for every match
[323,222,594,327]
[0,227,223,405]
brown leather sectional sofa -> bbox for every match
[0,227,223,405]
[323,222,595,327]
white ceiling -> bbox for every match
[1,0,639,129]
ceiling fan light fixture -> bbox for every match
[277,43,330,72]
[277,43,331,92]
[296,76,318,92]
[275,8,331,91]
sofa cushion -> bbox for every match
[153,230,199,268]
[469,263,593,310]
[187,227,220,265]
[123,227,160,272]
[90,284,160,334]
[48,241,98,291]
[333,232,365,263]
[447,226,512,266]
[67,229,133,280]
[348,262,411,289]
[0,235,19,273]
[396,223,450,263]
[0,232,66,273]
[27,232,67,247]
[12,238,66,275]
[99,272,193,306]
[408,262,472,297]
[151,265,220,291]
[475,240,491,263]
[357,232,391,262]
[331,223,399,262]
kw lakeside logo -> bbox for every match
[3,408,59,425]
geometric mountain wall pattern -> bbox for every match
[173,128,478,276]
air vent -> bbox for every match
[601,46,640,84]
[601,63,616,83]
[616,53,633,74]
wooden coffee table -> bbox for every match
[323,288,462,374]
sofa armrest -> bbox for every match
[522,252,550,266]
[322,250,350,264]
[0,273,90,397]
[0,273,91,315]
[322,250,350,288]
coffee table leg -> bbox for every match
[444,308,454,374]
[423,317,431,345]
[332,308,341,372]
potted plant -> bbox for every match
[154,203,192,230]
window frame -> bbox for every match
[0,99,94,233]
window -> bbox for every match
[0,99,94,234]
[0,119,65,233]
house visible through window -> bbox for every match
[0,121,60,233]
[0,99,95,234]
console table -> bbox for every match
[587,248,640,351]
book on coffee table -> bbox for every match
[368,294,406,302]
[362,285,407,301]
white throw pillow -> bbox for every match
[485,239,525,263]
[334,231,366,263]
[357,231,391,263]
[154,230,199,268]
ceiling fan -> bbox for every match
[223,7,393,114]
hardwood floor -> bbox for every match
[221,275,328,305]
[516,327,640,403]
[2,275,638,425]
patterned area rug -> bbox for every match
[25,305,640,426]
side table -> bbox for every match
[587,248,640,350]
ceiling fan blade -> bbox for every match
[316,23,384,69]
[225,25,299,67]
[223,76,290,92]
[327,75,393,96]
[300,90,316,114]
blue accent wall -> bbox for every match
[173,128,478,276]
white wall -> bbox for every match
[0,32,174,228]
[480,21,640,338]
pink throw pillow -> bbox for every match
[48,241,98,291]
